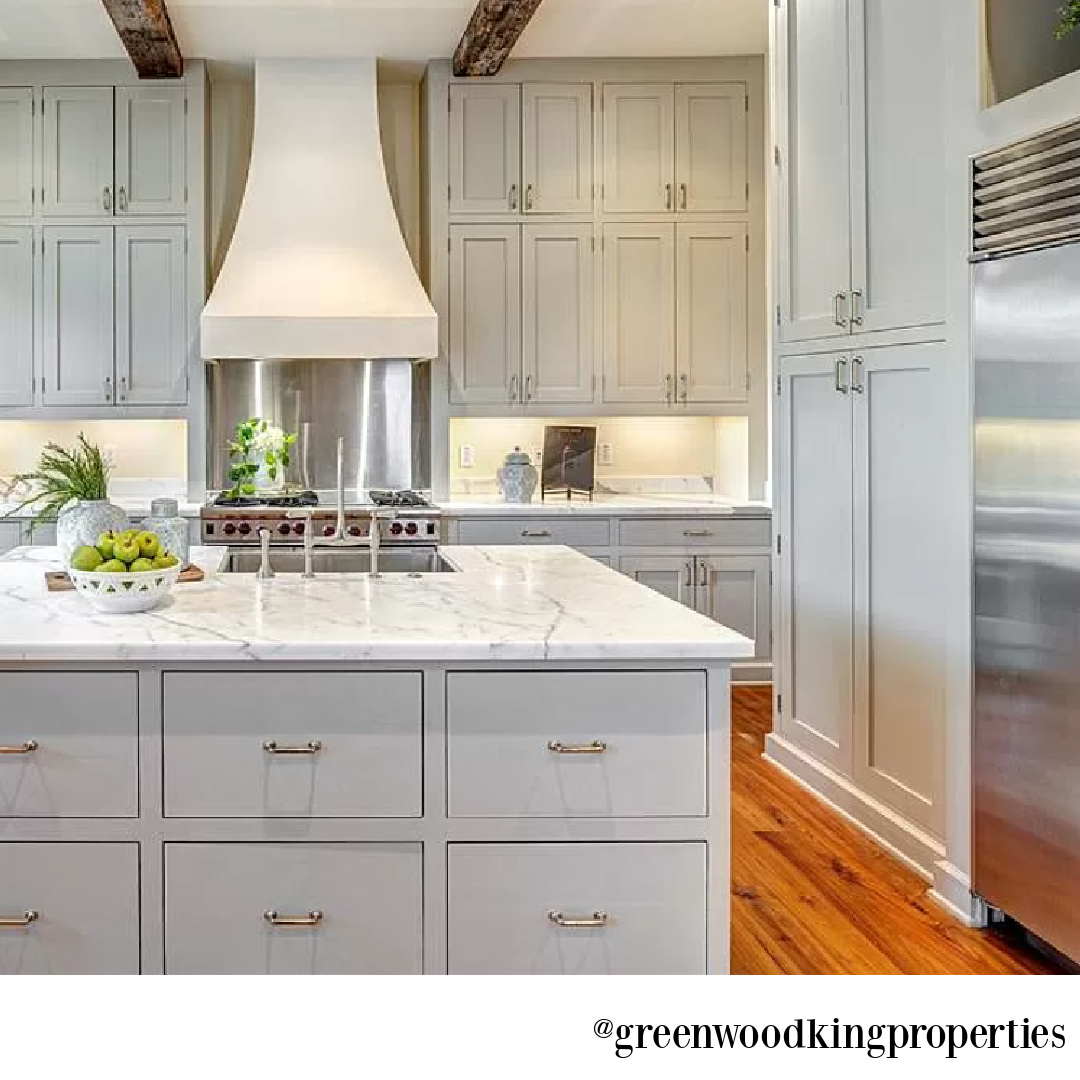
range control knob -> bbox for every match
[405,522,419,536]
[390,521,404,536]
[347,524,362,537]
[223,522,237,536]
[293,521,305,535]
[237,522,252,535]
[277,523,291,536]
[323,524,335,537]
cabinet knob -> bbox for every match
[547,739,608,755]
[679,182,688,210]
[262,740,323,755]
[850,288,864,326]
[102,186,112,213]
[679,372,688,402]
[104,375,113,403]
[263,909,323,928]
[664,373,673,405]
[665,182,673,210]
[525,184,534,211]
[833,291,849,328]
[117,186,128,213]
[509,184,518,210]
[547,910,609,929]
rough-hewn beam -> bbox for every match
[100,0,184,79]
[453,0,545,77]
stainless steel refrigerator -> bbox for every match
[973,126,1080,961]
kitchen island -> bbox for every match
[0,544,750,975]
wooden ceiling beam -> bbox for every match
[453,0,545,77]
[100,0,184,79]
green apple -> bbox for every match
[129,557,154,573]
[118,529,139,546]
[136,531,160,560]
[113,538,140,564]
[70,545,103,572]
[153,552,179,569]
[97,559,127,573]
[96,531,118,561]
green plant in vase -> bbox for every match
[225,418,297,499]
[1055,0,1080,38]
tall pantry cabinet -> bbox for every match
[769,0,949,874]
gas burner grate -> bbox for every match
[211,489,319,509]
[369,489,431,508]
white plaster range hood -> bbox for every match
[201,59,437,361]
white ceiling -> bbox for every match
[0,0,768,62]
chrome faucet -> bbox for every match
[255,528,276,580]
[285,435,395,579]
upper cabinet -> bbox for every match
[675,84,748,213]
[602,84,675,213]
[521,83,593,214]
[773,0,945,344]
[0,227,34,405]
[44,84,186,218]
[449,84,521,214]
[0,89,34,216]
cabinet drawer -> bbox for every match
[0,843,139,974]
[0,672,138,818]
[447,671,706,817]
[163,672,422,818]
[456,517,612,548]
[448,842,706,974]
[165,843,423,974]
[618,516,770,548]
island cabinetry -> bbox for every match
[447,842,707,975]
[164,843,423,975]
[162,672,423,818]
[0,843,139,974]
[446,670,706,818]
[0,671,138,818]
[455,516,612,548]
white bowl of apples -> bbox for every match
[68,529,183,613]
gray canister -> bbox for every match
[143,498,190,568]
[496,447,539,504]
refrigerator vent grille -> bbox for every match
[973,117,1080,257]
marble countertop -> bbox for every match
[0,544,754,664]
[441,494,771,517]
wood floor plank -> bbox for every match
[731,686,1060,975]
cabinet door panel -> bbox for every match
[0,88,34,216]
[602,84,675,213]
[449,84,520,214]
[677,222,748,404]
[449,224,521,405]
[115,85,186,216]
[43,87,114,217]
[602,223,675,404]
[778,354,853,771]
[676,83,747,212]
[619,555,696,609]
[522,223,594,404]
[0,227,34,406]
[775,0,852,342]
[522,83,593,214]
[701,554,771,661]
[849,0,945,333]
[852,344,946,834]
[115,225,187,405]
[42,226,115,406]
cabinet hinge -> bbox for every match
[776,534,782,555]
[777,693,782,715]
[184,183,188,202]
[184,97,189,116]
[774,145,781,168]
[746,181,750,200]
[447,95,452,113]
[745,233,750,253]
[776,374,781,396]
[184,235,189,254]
[447,184,451,200]
[591,233,595,251]
[775,304,781,327]
[745,370,751,392]
[447,236,451,253]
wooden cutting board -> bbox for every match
[46,564,205,593]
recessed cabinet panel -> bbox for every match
[602,84,675,213]
[601,223,675,404]
[522,223,594,404]
[676,83,748,212]
[619,556,696,609]
[43,87,114,217]
[522,83,593,214]
[449,84,520,214]
[115,85,186,215]
[677,222,748,403]
[0,227,34,406]
[700,554,771,661]
[0,88,34,216]
[449,224,521,405]
[42,226,115,406]
[115,225,187,405]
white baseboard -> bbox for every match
[929,861,987,927]
[732,662,772,684]
[764,733,945,882]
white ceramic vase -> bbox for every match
[56,500,128,564]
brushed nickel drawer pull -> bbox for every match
[0,740,38,755]
[547,740,608,755]
[263,740,323,755]
[521,529,552,538]
[0,910,38,928]
[263,909,323,928]
[548,909,608,929]
[683,529,713,539]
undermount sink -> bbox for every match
[222,547,457,575]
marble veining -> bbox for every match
[0,545,754,663]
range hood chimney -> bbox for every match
[201,59,437,361]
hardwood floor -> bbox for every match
[730,685,1059,974]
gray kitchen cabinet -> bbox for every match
[27,521,56,546]
[115,224,187,405]
[449,83,520,215]
[449,223,521,405]
[448,842,707,975]
[699,553,771,662]
[0,522,23,555]
[522,83,593,215]
[455,516,611,548]
[0,843,139,974]
[675,83,748,213]
[0,88,34,216]
[165,843,423,975]
[602,84,676,213]
[42,225,115,406]
[619,554,697,609]
[0,226,34,406]
[43,86,114,217]
[114,85,187,216]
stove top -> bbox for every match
[369,489,432,508]
[210,489,320,509]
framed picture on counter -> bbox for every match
[541,425,596,501]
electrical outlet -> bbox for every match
[531,446,542,467]
[598,443,614,467]
[459,444,475,469]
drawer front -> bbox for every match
[447,671,706,817]
[448,842,706,974]
[0,672,138,818]
[165,843,423,974]
[0,843,139,974]
[163,672,422,818]
[0,521,22,555]
[456,517,612,548]
[618,516,770,548]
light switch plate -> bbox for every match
[598,443,614,467]
[459,444,475,469]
